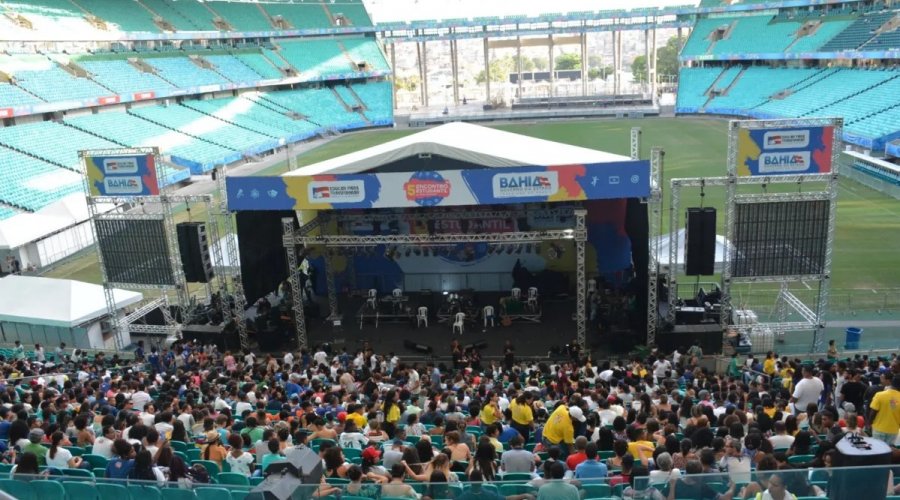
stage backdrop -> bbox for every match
[734,124,835,177]
[226,162,650,211]
[84,152,159,196]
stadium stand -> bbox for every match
[204,54,267,84]
[785,18,855,53]
[262,1,335,30]
[233,52,284,80]
[277,38,356,78]
[819,11,896,51]
[75,58,175,95]
[675,67,722,112]
[0,146,83,212]
[351,81,394,124]
[75,0,162,32]
[259,87,368,130]
[139,0,219,32]
[330,0,374,27]
[181,96,319,141]
[0,82,44,107]
[206,1,273,32]
[0,121,118,171]
[0,206,19,220]
[144,56,231,87]
[703,67,820,114]
[342,37,391,72]
[0,0,95,33]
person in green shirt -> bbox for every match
[22,429,48,466]
[259,438,284,476]
[728,353,742,379]
[537,462,580,500]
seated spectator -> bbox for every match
[225,433,254,477]
[574,442,608,481]
[537,461,579,500]
[105,439,135,479]
[666,460,735,500]
[381,463,418,499]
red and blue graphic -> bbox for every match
[736,124,834,177]
[403,171,452,206]
[85,153,159,197]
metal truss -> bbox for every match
[298,216,322,236]
[285,229,584,246]
[574,209,587,351]
[780,289,818,325]
[282,218,308,349]
[127,324,178,335]
[325,253,339,321]
[204,197,229,297]
[816,118,844,352]
[631,127,641,162]
[734,191,832,203]
[215,167,249,352]
[333,207,576,224]
[646,148,663,346]
[122,297,167,325]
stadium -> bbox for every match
[0,0,898,497]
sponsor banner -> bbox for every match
[133,91,156,101]
[734,122,835,177]
[226,161,650,211]
[0,108,11,118]
[85,153,159,196]
[99,95,121,105]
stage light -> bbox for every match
[563,229,575,239]
[443,291,449,295]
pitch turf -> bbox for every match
[47,117,900,302]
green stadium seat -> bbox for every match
[31,480,67,499]
[195,486,232,500]
[216,472,250,486]
[0,479,36,500]
[63,481,101,500]
[161,488,198,500]
[96,483,129,500]
[582,484,612,497]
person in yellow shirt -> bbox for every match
[763,351,776,377]
[346,403,368,430]
[542,404,585,457]
[509,393,535,443]
[868,374,900,446]
[479,392,502,426]
[626,426,655,466]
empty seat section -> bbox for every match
[342,38,390,72]
[680,17,728,57]
[351,81,393,122]
[862,29,900,50]
[0,146,83,211]
[260,88,364,129]
[13,66,109,102]
[705,67,819,112]
[207,1,273,31]
[756,69,896,117]
[0,121,118,170]
[77,58,174,95]
[712,16,799,55]
[710,66,742,92]
[141,0,217,31]
[76,0,161,32]
[278,39,353,77]
[145,56,230,87]
[0,206,19,220]
[205,55,264,83]
[64,112,236,168]
[851,107,900,138]
[787,19,855,52]
[820,12,895,51]
[675,67,722,111]
[262,2,333,30]
[130,104,275,153]
[813,72,900,123]
[2,0,95,32]
[0,83,44,107]
[330,0,372,27]
[234,53,283,80]
[181,98,298,138]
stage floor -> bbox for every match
[302,291,601,359]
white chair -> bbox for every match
[587,279,597,294]
[367,289,378,309]
[511,287,521,300]
[417,306,428,327]
[392,288,403,298]
[452,312,465,335]
[483,305,495,328]
[527,287,538,310]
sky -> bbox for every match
[362,0,696,22]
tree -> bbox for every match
[631,55,648,83]
[516,55,535,72]
[631,37,682,83]
[394,75,419,91]
[531,56,548,71]
[475,55,518,84]
[555,52,581,71]
[588,54,604,69]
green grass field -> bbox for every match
[46,117,900,304]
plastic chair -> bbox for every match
[31,480,66,499]
[452,312,465,335]
[128,485,162,500]
[195,487,231,500]
[310,438,336,448]
[342,448,362,461]
[367,289,377,309]
[527,287,538,310]
[63,467,95,480]
[170,441,189,453]
[788,454,815,464]
[93,468,106,478]
[63,481,101,500]
[82,454,110,469]
[186,449,202,462]
[483,305,495,327]
[161,488,198,500]
[500,484,535,496]
[249,477,264,486]
[511,287,521,299]
[417,306,428,327]
[582,484,611,497]
[501,473,533,482]
[191,459,221,477]
[325,477,350,485]
[96,483,129,500]
[217,472,250,486]
[392,288,403,298]
[0,479,35,500]
[64,446,86,457]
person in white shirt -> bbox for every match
[244,351,256,366]
[225,434,255,477]
[154,412,175,439]
[791,365,824,415]
[92,426,117,459]
[177,404,195,430]
[283,351,295,367]
[653,357,671,381]
[235,393,254,416]
[719,439,751,485]
[140,404,157,427]
[767,421,795,450]
[339,422,369,449]
[132,385,151,412]
[313,348,328,367]
[46,431,84,469]
[407,368,420,394]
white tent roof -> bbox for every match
[0,275,143,328]
[0,193,116,250]
[285,122,631,176]
[654,228,730,273]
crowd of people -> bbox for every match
[0,338,897,499]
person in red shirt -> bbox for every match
[566,436,589,470]
[608,454,635,488]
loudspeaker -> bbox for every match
[248,447,323,500]
[404,339,433,354]
[177,222,214,283]
[685,207,716,276]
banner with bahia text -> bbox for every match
[734,121,836,177]
[85,153,160,197]
[226,162,650,211]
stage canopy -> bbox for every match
[0,275,142,328]
[226,122,649,211]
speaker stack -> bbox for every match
[176,222,214,283]
[685,207,717,276]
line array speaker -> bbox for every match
[685,207,717,276]
[176,222,214,283]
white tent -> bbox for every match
[284,121,630,176]
[654,228,730,273]
[0,193,116,250]
[0,275,142,328]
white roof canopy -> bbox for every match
[0,275,143,328]
[0,193,116,250]
[285,122,630,177]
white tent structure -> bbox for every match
[284,121,630,176]
[0,275,142,349]
[654,228,730,273]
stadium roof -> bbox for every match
[285,122,630,176]
[0,275,143,328]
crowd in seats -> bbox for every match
[0,338,895,499]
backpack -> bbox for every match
[188,463,210,484]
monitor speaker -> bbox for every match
[685,207,716,276]
[177,222,214,283]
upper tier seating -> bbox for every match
[76,0,161,32]
[861,28,900,50]
[0,146,83,212]
[10,65,110,103]
[755,68,896,117]
[145,56,231,87]
[343,38,390,72]
[711,16,800,55]
[0,120,118,170]
[278,39,355,77]
[1,0,95,33]
[0,83,44,107]
[77,58,174,95]
[819,12,896,51]
[262,2,334,30]
[786,19,855,53]
[207,1,274,32]
[0,206,19,220]
[140,0,218,31]
[204,55,266,84]
[351,81,393,123]
[330,0,373,27]
[233,53,283,80]
[129,104,276,154]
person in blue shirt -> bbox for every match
[148,349,161,373]
[105,439,135,479]
[574,442,608,481]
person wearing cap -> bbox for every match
[868,374,900,446]
[542,403,585,457]
[201,430,227,469]
[23,429,47,466]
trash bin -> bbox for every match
[844,327,863,350]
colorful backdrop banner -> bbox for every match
[85,153,159,197]
[734,123,835,177]
[226,162,651,211]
